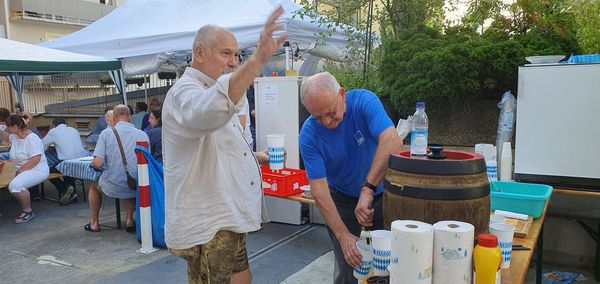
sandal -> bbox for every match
[84,223,100,232]
[14,211,35,224]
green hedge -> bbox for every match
[378,29,577,113]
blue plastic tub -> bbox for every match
[490,181,553,218]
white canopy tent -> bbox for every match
[0,38,126,110]
[41,0,350,76]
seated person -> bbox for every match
[142,98,162,133]
[86,105,149,233]
[0,108,10,144]
[0,114,50,223]
[146,109,162,163]
[105,110,115,128]
[86,106,113,148]
[42,118,88,205]
[21,111,41,138]
[131,102,148,130]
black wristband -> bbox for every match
[362,179,377,192]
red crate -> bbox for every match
[260,166,308,197]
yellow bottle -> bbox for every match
[474,234,502,284]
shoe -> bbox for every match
[59,193,78,206]
[59,186,76,205]
[15,211,35,224]
[126,222,136,234]
[84,223,100,232]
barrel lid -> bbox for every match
[389,150,486,175]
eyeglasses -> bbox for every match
[314,94,340,123]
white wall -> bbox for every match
[9,20,79,43]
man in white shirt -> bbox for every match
[162,7,286,284]
[42,118,88,205]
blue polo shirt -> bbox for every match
[299,89,393,198]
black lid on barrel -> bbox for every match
[389,149,486,175]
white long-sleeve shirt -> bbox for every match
[42,124,87,160]
[162,67,265,249]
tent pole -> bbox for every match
[144,74,148,104]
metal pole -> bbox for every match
[143,75,148,104]
[136,141,157,254]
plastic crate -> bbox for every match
[260,166,308,197]
[490,181,553,218]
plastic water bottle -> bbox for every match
[410,102,429,156]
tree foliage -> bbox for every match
[378,27,576,112]
[572,0,600,53]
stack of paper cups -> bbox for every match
[432,221,475,284]
[474,143,496,161]
[499,142,512,181]
[390,220,433,284]
[371,230,392,276]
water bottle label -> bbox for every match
[410,129,428,155]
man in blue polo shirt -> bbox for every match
[299,72,403,283]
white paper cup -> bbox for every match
[489,223,515,268]
[475,143,496,161]
[489,214,506,225]
[266,134,285,170]
[370,230,391,276]
[486,160,498,181]
[354,239,372,280]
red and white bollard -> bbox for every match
[136,140,157,254]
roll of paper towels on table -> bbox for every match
[390,220,433,284]
[432,221,475,284]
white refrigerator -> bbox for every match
[514,63,600,190]
[254,76,314,224]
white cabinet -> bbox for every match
[515,63,600,189]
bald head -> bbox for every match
[300,72,341,104]
[105,110,115,127]
[193,25,231,56]
[300,72,346,129]
[113,104,131,123]
[191,24,238,80]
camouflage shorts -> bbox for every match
[168,230,249,284]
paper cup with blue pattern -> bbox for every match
[266,134,285,170]
[354,239,372,280]
[370,230,392,276]
[489,223,515,268]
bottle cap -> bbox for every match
[416,102,425,109]
[477,234,498,247]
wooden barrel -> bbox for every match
[383,149,490,237]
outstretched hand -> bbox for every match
[254,6,288,64]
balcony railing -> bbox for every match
[10,0,115,26]
[10,10,93,26]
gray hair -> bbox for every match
[192,25,225,52]
[300,72,341,104]
[113,104,130,117]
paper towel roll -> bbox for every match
[390,220,433,284]
[432,221,475,284]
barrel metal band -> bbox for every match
[384,180,490,200]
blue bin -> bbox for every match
[490,181,553,218]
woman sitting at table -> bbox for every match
[0,114,49,223]
[146,108,162,163]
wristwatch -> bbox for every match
[362,179,377,192]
